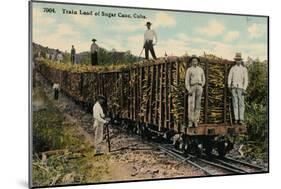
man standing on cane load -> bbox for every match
[185,55,205,128]
[71,45,76,64]
[228,53,248,125]
[93,95,108,155]
[143,21,157,60]
[90,38,99,65]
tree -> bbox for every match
[245,60,268,141]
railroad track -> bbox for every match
[149,143,266,176]
[216,156,266,173]
[108,123,266,176]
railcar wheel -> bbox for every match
[196,143,203,157]
[217,141,227,157]
[205,145,213,156]
[218,148,226,157]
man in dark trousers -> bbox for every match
[53,83,60,100]
[71,45,76,64]
[143,21,157,60]
[90,39,99,65]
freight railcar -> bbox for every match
[35,56,246,157]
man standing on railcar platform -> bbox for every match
[185,55,206,128]
[228,52,248,125]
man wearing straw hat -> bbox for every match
[90,38,99,65]
[185,55,206,128]
[228,52,248,125]
[143,21,157,60]
[93,95,109,155]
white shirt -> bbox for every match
[57,53,63,62]
[91,43,99,53]
[51,54,56,61]
[228,64,248,90]
[144,29,157,45]
[93,102,106,124]
[185,66,206,91]
[53,83,60,90]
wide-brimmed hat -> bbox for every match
[97,95,106,101]
[189,55,200,63]
[145,21,152,26]
[92,38,97,42]
[234,52,243,60]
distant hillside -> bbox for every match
[32,42,141,65]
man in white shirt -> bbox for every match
[228,53,248,125]
[52,83,60,100]
[93,95,108,154]
[57,53,63,63]
[55,49,63,63]
[185,55,205,128]
[51,53,56,61]
[143,22,157,60]
[90,39,99,65]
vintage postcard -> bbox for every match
[29,1,269,188]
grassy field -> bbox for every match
[32,76,110,187]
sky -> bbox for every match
[32,2,268,60]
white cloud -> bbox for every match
[33,8,56,26]
[163,32,267,60]
[101,36,127,52]
[56,24,80,37]
[126,35,144,55]
[109,12,176,33]
[157,38,186,56]
[236,43,267,60]
[152,12,176,28]
[211,43,235,59]
[248,23,266,38]
[33,23,83,52]
[110,19,144,32]
[70,14,95,28]
[224,31,240,42]
[196,20,225,37]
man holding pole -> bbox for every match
[143,21,157,60]
[185,55,205,128]
[93,95,109,155]
[228,53,248,125]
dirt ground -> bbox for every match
[34,72,205,184]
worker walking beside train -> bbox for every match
[93,95,108,155]
[53,83,60,100]
[228,53,248,125]
[185,55,205,128]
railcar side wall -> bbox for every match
[35,57,234,132]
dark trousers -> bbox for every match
[91,52,98,65]
[54,89,59,100]
[71,55,75,64]
[144,40,157,60]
